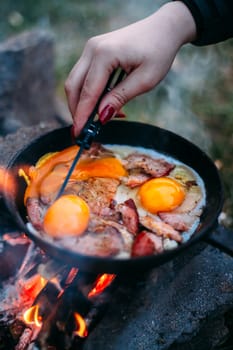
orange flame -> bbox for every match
[73,312,88,338]
[88,274,116,298]
[0,167,16,196]
[23,305,42,327]
[20,275,47,300]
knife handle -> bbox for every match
[76,68,126,149]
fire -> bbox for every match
[23,305,42,327]
[88,273,116,298]
[0,166,16,196]
[20,274,47,300]
[73,312,88,338]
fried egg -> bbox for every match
[107,144,206,222]
[138,177,185,213]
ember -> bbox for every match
[20,275,47,300]
[88,274,116,298]
[0,228,118,349]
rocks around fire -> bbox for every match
[0,30,56,136]
[82,244,233,350]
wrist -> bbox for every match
[157,1,197,46]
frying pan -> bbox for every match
[3,121,233,274]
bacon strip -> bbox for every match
[117,199,139,235]
[123,153,175,177]
[132,231,163,257]
[140,215,182,242]
[64,227,124,257]
[158,212,200,232]
[66,177,120,216]
[122,170,151,188]
[81,143,115,159]
[158,186,203,231]
[26,197,46,231]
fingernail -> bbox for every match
[99,105,116,125]
[114,111,127,119]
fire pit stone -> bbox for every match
[83,244,233,350]
[0,30,56,135]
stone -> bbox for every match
[0,121,60,167]
[83,244,233,350]
[0,30,56,135]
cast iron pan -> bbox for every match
[3,121,233,274]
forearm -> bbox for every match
[175,0,233,45]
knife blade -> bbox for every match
[56,68,126,199]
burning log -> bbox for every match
[36,283,91,349]
[15,327,33,350]
[33,272,117,349]
[0,227,119,350]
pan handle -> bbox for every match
[205,224,233,257]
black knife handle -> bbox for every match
[76,118,101,149]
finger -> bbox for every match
[98,65,156,120]
[64,37,98,117]
[73,59,116,135]
[64,58,90,117]
[114,109,127,119]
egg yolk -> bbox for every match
[72,157,127,180]
[43,194,90,238]
[138,177,185,213]
[24,149,127,204]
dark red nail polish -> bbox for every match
[114,111,126,119]
[99,105,115,124]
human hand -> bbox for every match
[65,1,196,136]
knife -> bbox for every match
[56,68,126,198]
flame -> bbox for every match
[20,274,47,300]
[0,167,16,196]
[73,312,88,338]
[23,305,42,327]
[88,274,116,298]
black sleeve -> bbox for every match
[176,0,233,45]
